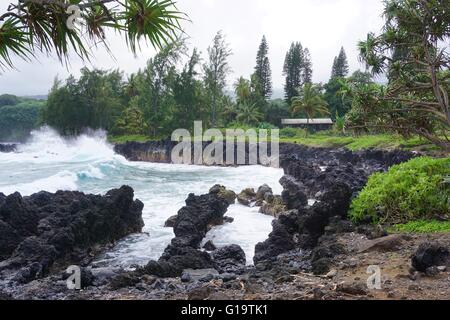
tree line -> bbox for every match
[9,0,447,149]
[41,31,371,137]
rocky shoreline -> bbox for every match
[0,142,448,300]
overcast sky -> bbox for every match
[0,0,385,97]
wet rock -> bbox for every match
[143,260,181,278]
[259,195,287,218]
[237,188,256,206]
[279,175,307,210]
[223,216,234,224]
[172,192,230,248]
[160,245,214,274]
[209,185,237,205]
[0,186,144,283]
[164,215,178,228]
[212,245,246,274]
[256,184,273,201]
[0,143,16,153]
[203,240,217,251]
[411,242,449,272]
[254,214,297,264]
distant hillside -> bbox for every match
[0,94,45,142]
[21,95,48,100]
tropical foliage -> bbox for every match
[350,157,450,224]
[354,0,450,149]
[0,0,185,69]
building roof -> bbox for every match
[282,118,333,125]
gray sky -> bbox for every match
[0,0,385,97]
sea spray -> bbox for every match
[0,126,284,267]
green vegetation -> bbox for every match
[0,0,185,69]
[393,220,450,234]
[0,94,45,141]
[279,132,432,151]
[22,0,449,154]
[353,0,449,149]
[108,135,157,144]
[350,157,450,224]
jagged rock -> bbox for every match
[259,195,287,218]
[223,216,234,223]
[0,186,144,282]
[212,245,246,274]
[324,216,355,234]
[164,215,178,228]
[0,144,16,153]
[172,192,229,248]
[411,242,449,272]
[209,185,236,205]
[256,184,273,201]
[279,175,307,210]
[254,214,297,264]
[237,188,256,206]
[203,240,217,251]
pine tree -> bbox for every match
[254,36,273,99]
[331,47,349,78]
[303,48,313,84]
[203,31,232,126]
[283,42,304,103]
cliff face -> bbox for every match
[0,186,144,284]
[114,140,414,169]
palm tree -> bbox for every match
[236,102,263,125]
[291,83,330,135]
[291,84,330,119]
[234,77,251,103]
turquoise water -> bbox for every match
[0,127,284,267]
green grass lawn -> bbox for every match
[108,134,158,144]
[279,133,435,151]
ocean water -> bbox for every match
[0,127,284,267]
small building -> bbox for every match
[281,118,333,131]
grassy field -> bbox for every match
[278,133,435,151]
[109,131,437,152]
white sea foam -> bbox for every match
[0,127,285,267]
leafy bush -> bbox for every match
[279,127,307,138]
[350,157,449,224]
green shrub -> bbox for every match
[350,157,449,224]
